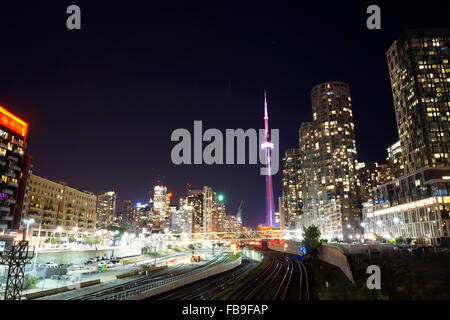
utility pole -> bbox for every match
[0,241,34,300]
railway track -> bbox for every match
[225,250,309,300]
[153,258,257,300]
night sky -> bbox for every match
[0,1,448,228]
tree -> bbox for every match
[94,236,102,244]
[51,237,60,245]
[86,237,94,245]
[303,225,321,257]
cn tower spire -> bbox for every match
[261,90,275,227]
[264,90,269,139]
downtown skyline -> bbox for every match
[0,1,449,228]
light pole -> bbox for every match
[33,221,42,272]
[23,218,35,241]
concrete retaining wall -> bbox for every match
[318,245,355,285]
[266,240,355,285]
[23,279,100,300]
[129,256,242,300]
[32,247,141,265]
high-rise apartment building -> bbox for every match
[387,29,450,173]
[364,29,450,245]
[213,202,225,233]
[96,191,116,228]
[153,185,168,218]
[386,141,405,179]
[169,207,192,235]
[281,148,301,230]
[311,82,361,240]
[223,214,242,233]
[122,200,133,218]
[0,106,30,233]
[298,122,320,231]
[202,186,216,236]
[356,162,391,202]
[187,189,203,234]
[23,174,97,247]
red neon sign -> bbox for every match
[0,106,28,141]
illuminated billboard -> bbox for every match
[0,106,28,140]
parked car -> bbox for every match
[44,262,58,268]
[86,258,96,264]
[106,262,115,268]
[96,256,103,261]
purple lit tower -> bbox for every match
[261,90,275,226]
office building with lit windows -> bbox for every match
[23,174,97,247]
[96,191,116,228]
[0,106,30,234]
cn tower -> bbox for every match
[261,90,275,226]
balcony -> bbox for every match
[0,160,5,167]
[7,155,18,162]
[5,198,16,205]
[10,139,23,147]
[0,206,10,212]
[7,182,18,188]
[10,165,21,171]
[5,172,16,178]
[2,189,13,195]
[12,149,23,156]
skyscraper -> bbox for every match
[213,202,225,233]
[0,106,30,233]
[363,29,450,246]
[356,162,391,202]
[153,185,167,217]
[185,188,203,235]
[386,141,404,179]
[298,122,319,231]
[96,191,116,228]
[387,29,450,173]
[281,148,301,230]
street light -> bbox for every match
[23,218,35,241]
[217,194,224,202]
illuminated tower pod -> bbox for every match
[261,91,276,227]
